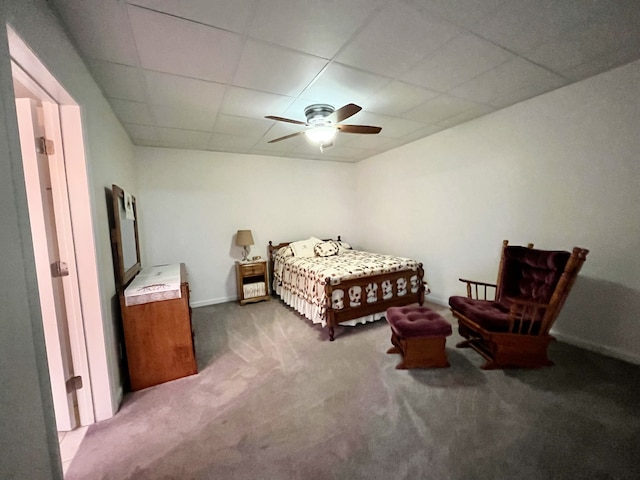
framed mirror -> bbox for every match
[111,184,141,289]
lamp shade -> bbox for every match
[236,230,254,247]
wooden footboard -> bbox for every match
[324,265,426,341]
[268,238,426,341]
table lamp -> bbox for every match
[236,230,254,262]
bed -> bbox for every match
[268,236,428,341]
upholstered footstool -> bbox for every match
[385,306,452,369]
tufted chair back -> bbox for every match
[497,246,571,304]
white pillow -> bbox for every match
[335,240,352,254]
[290,238,317,257]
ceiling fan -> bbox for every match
[265,103,382,151]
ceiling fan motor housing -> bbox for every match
[305,104,335,126]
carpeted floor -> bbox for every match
[65,300,640,480]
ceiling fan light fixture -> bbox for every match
[265,103,380,148]
[304,125,337,145]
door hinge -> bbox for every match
[36,136,55,155]
[66,376,83,393]
[51,260,70,278]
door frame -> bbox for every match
[15,97,87,430]
[9,26,115,423]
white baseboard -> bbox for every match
[115,386,123,412]
[551,330,640,366]
[425,295,448,307]
[190,296,236,308]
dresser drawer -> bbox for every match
[241,262,265,276]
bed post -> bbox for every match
[324,276,335,341]
[267,241,276,296]
[418,263,426,305]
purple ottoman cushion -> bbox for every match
[386,306,452,338]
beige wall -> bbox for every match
[356,60,640,364]
[134,148,357,305]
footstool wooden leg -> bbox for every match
[387,332,402,354]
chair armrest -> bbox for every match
[458,278,497,300]
[504,296,551,334]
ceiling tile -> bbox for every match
[450,58,567,107]
[525,38,593,74]
[128,5,244,82]
[108,98,154,124]
[208,132,260,150]
[366,81,439,116]
[52,0,139,65]
[233,41,328,96]
[487,83,565,109]
[253,125,304,152]
[88,60,147,102]
[338,110,426,141]
[221,87,295,118]
[340,132,400,150]
[128,0,259,33]
[401,33,514,92]
[213,114,273,138]
[314,144,370,161]
[156,127,211,150]
[279,98,325,122]
[529,12,640,76]
[150,105,217,131]
[562,48,640,83]
[49,0,640,162]
[261,121,305,144]
[300,63,391,108]
[336,1,461,76]
[134,139,169,148]
[248,0,387,59]
[144,70,226,113]
[403,94,485,124]
[435,104,495,128]
[291,143,345,161]
[400,124,445,143]
[401,0,508,29]
[378,117,430,139]
[122,123,159,142]
[468,0,591,56]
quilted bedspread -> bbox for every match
[273,248,422,326]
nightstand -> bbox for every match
[236,260,270,305]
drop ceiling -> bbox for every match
[50,0,640,163]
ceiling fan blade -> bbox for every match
[265,115,307,126]
[267,131,305,143]
[327,103,362,124]
[337,124,382,134]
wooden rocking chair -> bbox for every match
[449,240,588,369]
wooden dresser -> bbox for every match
[119,263,197,391]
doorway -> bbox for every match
[8,26,115,435]
[15,93,92,430]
